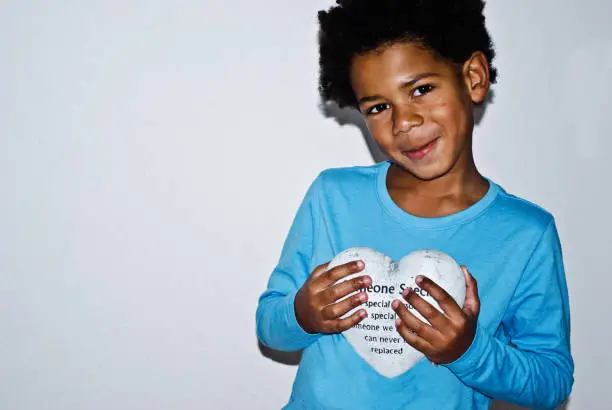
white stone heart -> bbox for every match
[328,247,466,378]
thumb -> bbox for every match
[461,266,480,319]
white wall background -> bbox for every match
[1,1,610,409]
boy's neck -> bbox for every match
[386,154,489,218]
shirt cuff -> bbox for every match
[282,289,321,350]
[444,322,491,376]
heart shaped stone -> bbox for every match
[328,247,466,378]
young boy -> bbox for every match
[256,0,574,408]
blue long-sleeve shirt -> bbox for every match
[256,161,573,409]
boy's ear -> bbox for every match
[462,51,490,104]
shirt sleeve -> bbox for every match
[444,219,574,410]
[255,175,323,351]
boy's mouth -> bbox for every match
[401,138,439,160]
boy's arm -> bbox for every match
[255,176,322,351]
[444,220,574,409]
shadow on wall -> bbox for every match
[319,90,495,163]
[490,398,570,410]
[258,340,301,366]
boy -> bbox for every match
[256,0,574,408]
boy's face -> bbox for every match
[350,42,488,181]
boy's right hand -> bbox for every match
[294,260,372,334]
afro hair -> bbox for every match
[318,0,498,108]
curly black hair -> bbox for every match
[318,0,498,108]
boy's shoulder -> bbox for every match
[316,161,386,187]
[492,184,556,231]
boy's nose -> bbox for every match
[392,105,424,136]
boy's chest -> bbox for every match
[311,215,535,329]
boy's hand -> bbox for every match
[295,260,372,334]
[392,266,480,365]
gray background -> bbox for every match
[1,0,610,409]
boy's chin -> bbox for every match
[391,158,453,182]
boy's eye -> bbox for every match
[413,84,434,97]
[366,103,390,115]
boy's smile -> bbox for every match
[350,42,489,183]
[401,137,439,161]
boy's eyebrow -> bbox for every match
[357,73,440,105]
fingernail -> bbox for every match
[391,300,399,309]
[358,293,367,302]
[402,288,411,297]
[416,275,424,285]
[395,319,401,327]
[361,310,367,318]
[356,261,364,269]
[363,276,372,286]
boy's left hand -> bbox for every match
[392,266,479,365]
